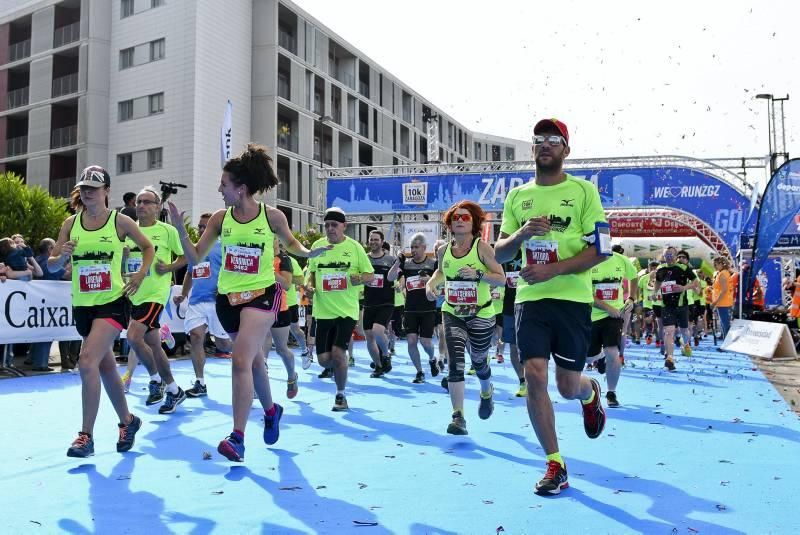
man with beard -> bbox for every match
[495,118,610,496]
[363,230,401,378]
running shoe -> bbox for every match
[332,394,349,412]
[158,387,187,414]
[348,355,355,367]
[263,403,283,445]
[213,351,232,359]
[467,365,476,376]
[121,370,132,393]
[186,380,207,397]
[67,432,94,458]
[412,371,425,384]
[286,374,299,399]
[664,357,676,372]
[581,378,606,439]
[218,434,245,462]
[535,460,569,495]
[596,357,607,375]
[370,366,385,378]
[606,391,620,408]
[478,383,494,420]
[446,410,468,435]
[429,359,440,377]
[381,355,393,373]
[146,380,165,405]
[646,334,653,345]
[318,368,333,379]
[496,354,505,364]
[301,349,313,370]
[655,340,661,348]
[116,415,142,452]
[619,355,626,367]
[159,324,175,350]
[682,343,692,357]
[515,382,528,397]
[694,336,700,347]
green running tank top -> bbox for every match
[218,203,276,295]
[70,210,125,306]
[441,237,493,319]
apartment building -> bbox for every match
[0,0,527,227]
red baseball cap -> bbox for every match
[533,118,569,145]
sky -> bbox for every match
[294,0,798,181]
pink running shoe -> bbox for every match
[160,324,175,350]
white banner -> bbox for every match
[402,222,440,254]
[220,99,232,168]
[0,281,189,344]
[721,319,797,359]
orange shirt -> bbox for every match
[273,257,288,312]
[712,269,734,307]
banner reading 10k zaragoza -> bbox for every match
[326,166,748,253]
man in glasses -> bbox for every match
[123,186,187,414]
[172,213,232,399]
[495,118,610,496]
[306,208,374,411]
[653,246,699,371]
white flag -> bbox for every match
[220,100,232,168]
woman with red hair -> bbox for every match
[426,201,505,435]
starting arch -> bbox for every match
[321,155,760,256]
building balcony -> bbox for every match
[53,22,80,48]
[6,135,27,157]
[277,132,298,153]
[49,176,72,198]
[52,73,78,98]
[7,86,29,109]
[51,125,77,149]
[278,31,297,55]
[9,39,31,62]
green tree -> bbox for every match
[0,172,70,246]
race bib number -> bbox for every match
[224,246,261,274]
[491,287,502,300]
[525,240,558,265]
[446,281,478,305]
[322,272,348,292]
[594,282,619,301]
[192,262,211,279]
[406,275,425,291]
[366,274,384,288]
[661,280,678,294]
[506,271,520,288]
[126,257,145,275]
[79,264,112,293]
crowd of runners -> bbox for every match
[50,118,744,496]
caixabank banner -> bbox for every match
[326,166,748,253]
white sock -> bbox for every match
[150,373,161,383]
[166,381,179,395]
[336,389,345,396]
[196,377,205,386]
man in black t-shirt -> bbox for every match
[363,230,401,378]
[653,246,699,371]
[501,252,526,396]
[401,233,439,381]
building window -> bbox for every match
[149,92,164,114]
[150,38,165,61]
[148,148,163,170]
[505,147,515,161]
[152,0,164,7]
[117,153,133,174]
[474,142,481,160]
[120,47,134,69]
[118,99,134,121]
[121,0,134,18]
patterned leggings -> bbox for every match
[443,312,495,383]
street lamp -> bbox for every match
[755,94,773,174]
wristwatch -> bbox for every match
[475,269,484,281]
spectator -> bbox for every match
[35,238,70,281]
[120,192,137,221]
[2,235,42,280]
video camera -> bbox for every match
[159,181,187,203]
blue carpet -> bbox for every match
[1,337,799,534]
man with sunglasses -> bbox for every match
[653,246,699,371]
[306,208,374,411]
[495,118,611,496]
[172,213,232,398]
